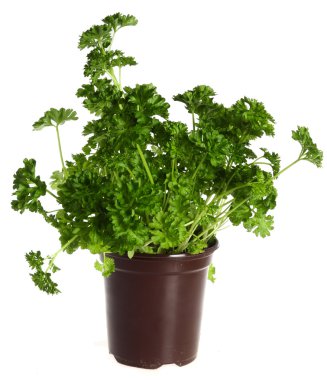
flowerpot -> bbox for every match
[103,239,218,369]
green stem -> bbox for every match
[136,144,154,185]
[204,196,251,242]
[171,159,176,182]
[222,196,250,220]
[251,162,273,167]
[250,155,265,164]
[177,205,208,252]
[119,66,122,88]
[55,125,66,174]
[216,180,260,202]
[106,68,121,89]
[122,164,135,179]
[45,208,61,214]
[162,181,168,209]
[46,189,59,200]
[192,154,207,180]
[187,198,233,243]
[275,158,301,178]
[46,236,78,273]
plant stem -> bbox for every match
[250,155,265,164]
[136,144,154,185]
[251,162,272,167]
[45,209,61,214]
[46,236,78,273]
[162,180,168,209]
[123,164,135,179]
[106,68,121,89]
[119,66,122,88]
[187,198,233,243]
[46,189,59,200]
[204,197,251,242]
[55,125,66,174]
[171,159,176,181]
[177,206,208,252]
[192,112,195,131]
[191,154,207,180]
[275,158,301,178]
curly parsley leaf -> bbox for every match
[94,256,115,277]
[173,85,216,116]
[229,97,275,140]
[124,83,170,120]
[76,78,122,115]
[244,212,274,238]
[260,148,281,175]
[33,108,78,130]
[292,126,323,167]
[50,170,65,190]
[12,159,47,213]
[26,250,44,270]
[25,251,60,295]
[84,49,136,80]
[79,24,112,50]
[30,270,60,295]
[79,13,137,50]
[102,13,138,31]
[208,263,216,283]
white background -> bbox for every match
[1,0,327,379]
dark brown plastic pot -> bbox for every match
[103,239,218,369]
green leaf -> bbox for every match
[125,84,170,120]
[127,250,135,259]
[244,212,274,238]
[76,78,122,115]
[11,158,47,214]
[173,85,216,115]
[94,259,103,272]
[292,126,323,167]
[208,263,216,283]
[229,97,275,139]
[84,49,137,80]
[150,210,188,250]
[260,148,281,175]
[25,251,44,270]
[102,13,138,32]
[79,24,112,50]
[33,108,78,130]
[94,256,115,277]
[25,250,60,294]
[30,270,60,295]
[50,170,65,190]
[88,230,110,254]
[79,13,137,50]
[229,202,252,226]
[51,264,61,273]
[187,240,208,254]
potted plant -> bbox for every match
[12,13,323,368]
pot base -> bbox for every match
[112,353,196,369]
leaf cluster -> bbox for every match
[25,251,60,294]
[12,13,323,294]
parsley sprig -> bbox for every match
[12,13,323,293]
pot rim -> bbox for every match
[104,238,219,262]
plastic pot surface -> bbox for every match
[104,239,218,369]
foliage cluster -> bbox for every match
[12,14,323,293]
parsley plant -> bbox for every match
[12,13,323,294]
